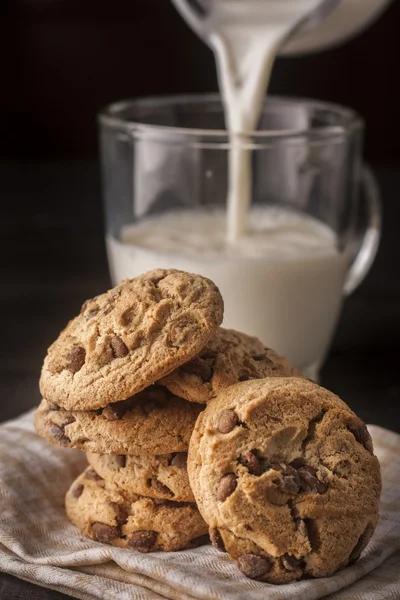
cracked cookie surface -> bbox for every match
[35,386,203,455]
[86,451,194,502]
[159,328,302,404]
[188,378,381,584]
[65,467,208,552]
[40,269,223,410]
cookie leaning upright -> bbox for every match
[188,378,381,584]
[160,327,303,404]
[39,269,223,410]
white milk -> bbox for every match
[207,0,325,239]
[107,208,349,371]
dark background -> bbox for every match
[1,1,400,598]
[2,0,400,161]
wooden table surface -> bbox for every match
[1,161,399,599]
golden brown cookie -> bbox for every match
[188,378,381,584]
[35,386,203,455]
[159,328,302,404]
[65,467,208,552]
[86,451,194,502]
[40,269,223,410]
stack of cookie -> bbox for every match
[34,269,299,553]
[34,268,381,583]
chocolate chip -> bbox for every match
[114,455,126,468]
[80,300,99,318]
[349,424,374,454]
[66,346,86,374]
[91,522,120,543]
[102,402,127,421]
[273,464,301,494]
[298,466,328,494]
[84,469,103,481]
[218,410,239,434]
[210,528,226,552]
[170,453,187,469]
[217,473,237,501]
[237,554,272,579]
[239,451,262,476]
[181,357,213,382]
[128,530,158,552]
[110,335,129,358]
[296,518,308,537]
[71,484,84,498]
[109,501,129,525]
[281,554,301,571]
[188,534,210,548]
[49,424,70,444]
[151,479,173,497]
[47,403,60,411]
[279,472,301,494]
[61,416,75,427]
[80,298,99,314]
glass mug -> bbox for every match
[99,95,381,380]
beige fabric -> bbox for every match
[0,410,399,600]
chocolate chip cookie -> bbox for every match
[188,378,381,584]
[159,328,302,404]
[35,386,203,455]
[40,269,223,410]
[86,451,194,502]
[65,467,208,552]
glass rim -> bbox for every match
[98,94,364,142]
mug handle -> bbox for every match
[343,165,382,295]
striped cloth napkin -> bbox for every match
[0,410,399,600]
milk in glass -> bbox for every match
[108,0,349,373]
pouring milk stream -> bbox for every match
[107,0,390,373]
[200,0,331,240]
